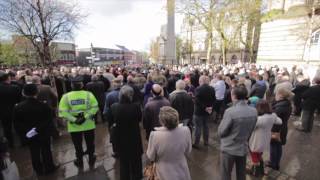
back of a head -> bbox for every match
[232,85,248,100]
[256,100,272,116]
[119,85,134,103]
[176,80,186,90]
[199,75,210,86]
[152,84,162,97]
[23,84,39,97]
[276,88,293,100]
[112,78,122,89]
[159,106,179,130]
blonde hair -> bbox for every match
[159,106,179,130]
[276,88,294,100]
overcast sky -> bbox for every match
[75,0,183,51]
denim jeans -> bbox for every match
[269,142,282,170]
[194,115,209,145]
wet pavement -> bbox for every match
[10,115,320,180]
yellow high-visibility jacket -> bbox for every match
[59,90,98,133]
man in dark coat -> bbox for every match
[292,76,310,116]
[193,75,216,148]
[86,75,106,122]
[13,84,58,175]
[169,80,194,130]
[0,71,21,147]
[143,84,170,140]
[32,75,59,138]
[295,76,320,132]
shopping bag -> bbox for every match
[1,159,20,180]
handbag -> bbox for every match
[143,163,158,180]
[1,159,20,180]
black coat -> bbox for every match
[301,85,320,111]
[0,82,21,121]
[170,91,194,121]
[98,75,111,92]
[13,98,54,140]
[86,81,105,108]
[109,103,143,158]
[194,84,216,116]
[292,82,310,108]
[271,99,292,145]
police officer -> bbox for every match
[13,84,58,175]
[59,76,99,168]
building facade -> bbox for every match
[50,42,76,65]
[179,14,255,65]
[257,0,320,65]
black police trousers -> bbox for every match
[28,136,55,174]
[70,130,95,160]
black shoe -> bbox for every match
[89,155,96,167]
[192,144,200,149]
[74,159,84,168]
[259,160,265,176]
[204,142,209,146]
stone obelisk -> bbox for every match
[166,0,176,65]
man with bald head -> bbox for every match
[143,84,170,139]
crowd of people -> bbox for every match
[0,63,319,180]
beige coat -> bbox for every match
[146,125,192,180]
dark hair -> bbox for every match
[71,82,83,91]
[232,85,248,100]
[256,100,272,116]
[0,73,9,82]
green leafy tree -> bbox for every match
[0,43,20,65]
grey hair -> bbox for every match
[176,80,186,90]
[119,85,134,103]
[159,106,179,130]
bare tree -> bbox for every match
[0,0,85,66]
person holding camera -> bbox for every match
[58,76,99,168]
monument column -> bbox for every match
[166,0,176,65]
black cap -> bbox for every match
[23,84,38,97]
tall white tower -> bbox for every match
[166,0,176,65]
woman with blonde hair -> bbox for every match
[268,88,293,170]
[146,106,192,180]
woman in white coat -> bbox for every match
[146,106,192,180]
[248,100,282,176]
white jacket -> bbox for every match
[249,113,282,152]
